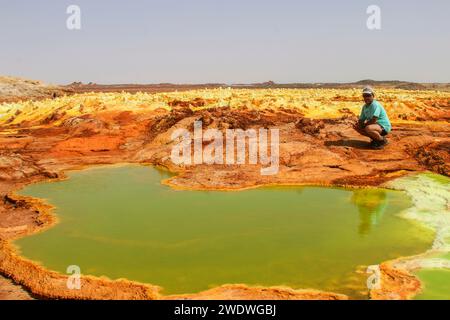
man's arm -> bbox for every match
[365,116,378,126]
[356,106,366,128]
[353,119,364,129]
[353,117,377,131]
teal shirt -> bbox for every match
[359,100,391,132]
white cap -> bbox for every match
[362,87,374,95]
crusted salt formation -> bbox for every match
[370,173,450,300]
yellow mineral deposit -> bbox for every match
[0,87,449,300]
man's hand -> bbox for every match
[366,116,378,126]
[353,120,363,130]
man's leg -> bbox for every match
[364,124,384,142]
[354,125,370,137]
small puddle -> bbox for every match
[14,165,434,298]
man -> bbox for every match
[353,87,391,149]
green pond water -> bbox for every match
[415,251,450,300]
[15,165,434,298]
[387,173,450,300]
[415,268,450,300]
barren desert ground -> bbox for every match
[0,78,449,299]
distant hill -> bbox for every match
[254,79,448,90]
[2,76,449,104]
[67,79,450,93]
[0,76,73,104]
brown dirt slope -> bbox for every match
[0,85,449,299]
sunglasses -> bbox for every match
[362,94,373,98]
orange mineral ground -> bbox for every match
[0,85,449,299]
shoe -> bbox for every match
[371,137,388,150]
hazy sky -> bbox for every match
[1,0,449,84]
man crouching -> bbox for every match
[353,87,391,149]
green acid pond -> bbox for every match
[387,173,450,300]
[415,268,450,300]
[15,165,434,298]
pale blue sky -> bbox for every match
[1,0,449,84]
